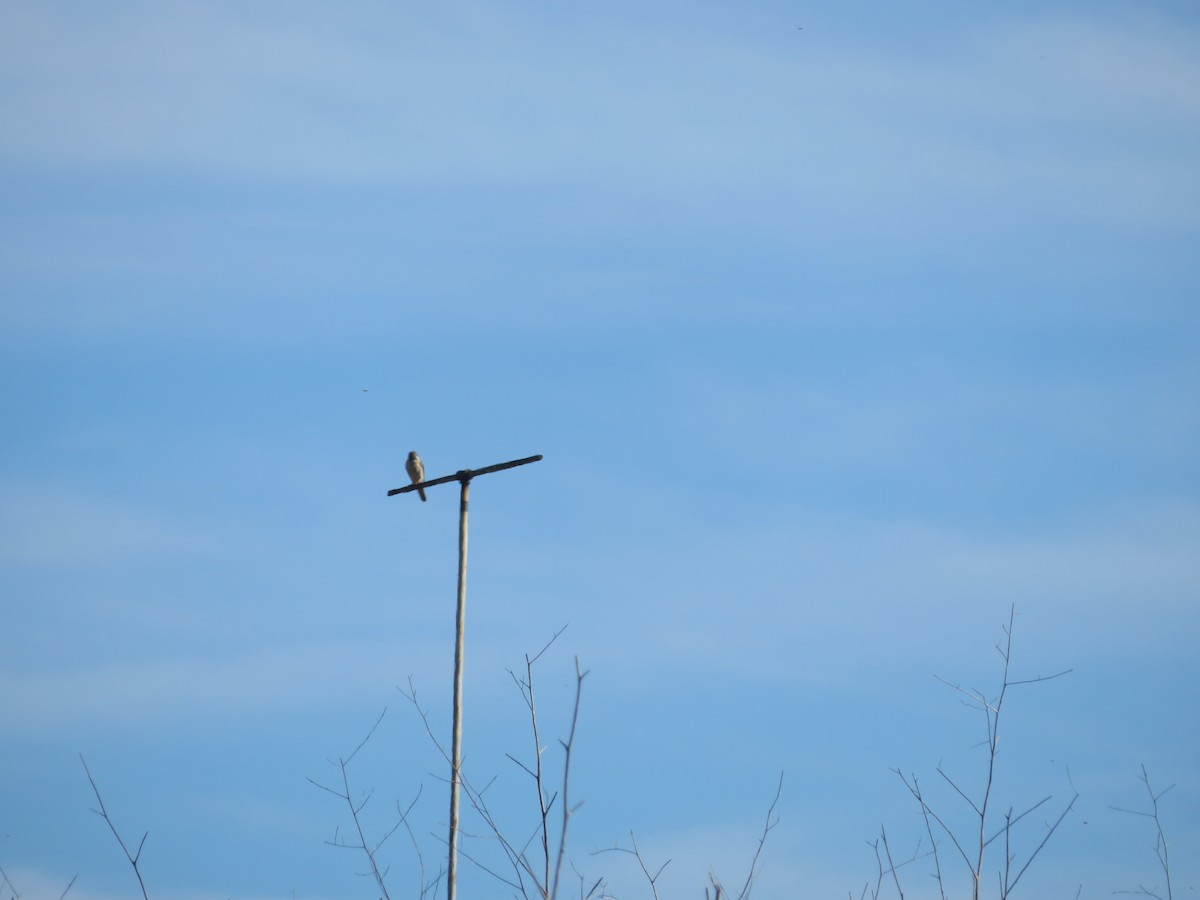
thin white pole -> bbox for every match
[447,476,469,900]
[389,454,543,900]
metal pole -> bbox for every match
[447,475,470,900]
[389,454,542,900]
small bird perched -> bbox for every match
[406,451,427,501]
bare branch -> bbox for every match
[452,774,534,892]
[310,711,440,900]
[550,657,588,900]
[591,834,671,900]
[506,751,542,782]
[399,678,453,766]
[1112,766,1175,900]
[880,824,905,899]
[1005,786,1077,896]
[712,771,784,900]
[346,707,388,766]
[57,872,79,900]
[396,788,444,900]
[937,765,983,818]
[453,835,526,892]
[79,755,151,900]
[529,624,570,667]
[867,838,885,900]
[882,607,1078,900]
[1006,668,1073,686]
[976,793,1051,858]
[901,773,947,900]
[631,833,669,900]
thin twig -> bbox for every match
[399,678,454,766]
[884,607,1076,899]
[880,824,905,899]
[57,872,79,900]
[570,859,605,900]
[1112,765,1175,900]
[79,755,151,900]
[397,789,444,900]
[1005,786,1077,895]
[901,773,947,900]
[867,838,884,900]
[898,769,973,873]
[983,796,1051,850]
[529,624,570,667]
[970,607,1016,900]
[937,765,983,818]
[1001,808,1013,898]
[509,648,553,895]
[308,709,435,900]
[630,833,669,900]
[591,834,670,900]
[550,657,588,900]
[722,771,784,900]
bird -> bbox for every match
[406,451,427,501]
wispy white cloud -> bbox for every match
[564,497,1200,686]
[0,483,212,565]
[0,636,444,735]
[0,867,327,900]
[1,3,1195,227]
[2,5,1195,348]
[685,353,1199,479]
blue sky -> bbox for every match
[1,2,1198,898]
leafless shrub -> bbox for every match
[395,627,590,900]
[308,709,442,900]
[864,606,1078,899]
[591,774,783,900]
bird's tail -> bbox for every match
[418,487,427,502]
